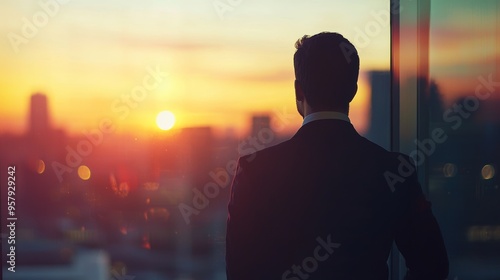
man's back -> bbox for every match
[226,119,448,279]
[226,31,448,279]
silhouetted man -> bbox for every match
[226,32,448,280]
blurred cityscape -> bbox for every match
[1,71,499,279]
[0,91,291,279]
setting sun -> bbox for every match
[156,111,176,131]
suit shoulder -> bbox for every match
[356,136,391,158]
[239,138,294,167]
[357,136,416,168]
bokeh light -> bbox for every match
[443,163,457,178]
[481,164,495,180]
[36,159,45,174]
[77,165,91,180]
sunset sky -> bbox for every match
[0,0,497,137]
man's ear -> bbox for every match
[346,83,358,103]
[294,79,306,118]
[295,80,305,101]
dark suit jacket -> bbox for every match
[226,119,448,280]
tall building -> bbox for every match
[250,115,271,138]
[179,126,214,184]
[366,71,390,149]
[29,93,50,137]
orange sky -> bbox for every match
[0,0,497,138]
[0,0,393,138]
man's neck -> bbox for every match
[303,107,349,118]
[302,111,351,126]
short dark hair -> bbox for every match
[293,32,359,110]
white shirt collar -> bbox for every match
[302,111,350,126]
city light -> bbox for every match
[481,164,495,180]
[443,163,457,178]
[77,165,91,181]
[36,159,45,174]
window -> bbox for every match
[393,0,500,279]
[0,1,390,279]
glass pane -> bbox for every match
[428,1,500,279]
[398,0,500,279]
[0,1,390,279]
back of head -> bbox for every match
[294,32,360,111]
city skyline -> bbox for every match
[2,1,498,137]
[0,0,387,137]
[0,1,498,279]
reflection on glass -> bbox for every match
[481,164,495,180]
[443,163,457,178]
[399,0,500,279]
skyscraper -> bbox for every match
[366,71,390,149]
[250,115,271,138]
[29,93,50,137]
